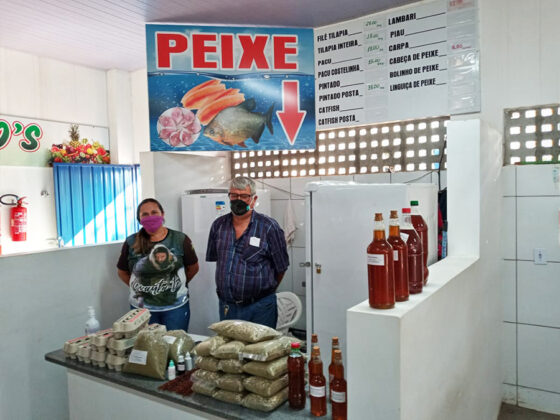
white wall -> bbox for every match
[0,243,129,420]
[478,0,560,414]
[501,165,560,414]
[0,47,109,255]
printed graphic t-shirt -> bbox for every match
[117,229,198,312]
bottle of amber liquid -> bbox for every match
[366,213,395,309]
[328,337,340,400]
[410,200,429,285]
[288,342,306,409]
[330,349,347,420]
[387,210,409,302]
[401,208,423,294]
[309,346,327,417]
[308,333,318,373]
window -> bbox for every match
[231,116,448,178]
[53,163,141,246]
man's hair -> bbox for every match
[230,176,256,195]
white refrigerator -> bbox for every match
[181,189,271,335]
[304,181,438,365]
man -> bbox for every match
[206,176,289,328]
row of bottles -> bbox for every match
[367,201,429,309]
[288,334,347,419]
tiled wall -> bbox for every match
[255,170,446,331]
[501,164,560,415]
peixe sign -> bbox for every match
[145,24,316,152]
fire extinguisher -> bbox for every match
[11,196,28,242]
[0,194,21,253]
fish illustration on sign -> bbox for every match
[203,99,274,148]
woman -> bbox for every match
[117,198,199,330]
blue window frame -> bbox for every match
[53,163,141,247]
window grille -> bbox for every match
[231,116,448,179]
[504,104,560,165]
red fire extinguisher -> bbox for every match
[10,196,28,242]
[0,194,23,253]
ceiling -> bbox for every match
[0,0,417,71]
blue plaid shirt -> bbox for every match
[206,210,289,304]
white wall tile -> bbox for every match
[261,178,290,199]
[518,324,560,393]
[502,322,517,385]
[320,175,353,182]
[516,196,560,262]
[291,247,307,296]
[501,165,516,196]
[291,176,319,197]
[502,260,516,322]
[518,386,560,416]
[391,171,432,184]
[501,197,516,260]
[353,173,391,184]
[291,199,306,248]
[517,165,560,197]
[539,1,560,104]
[518,261,560,328]
[270,199,287,234]
[502,384,517,405]
[431,170,447,190]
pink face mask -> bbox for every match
[140,215,164,233]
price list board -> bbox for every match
[315,0,479,129]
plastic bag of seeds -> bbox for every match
[242,356,288,380]
[122,330,169,380]
[191,369,222,386]
[209,320,281,343]
[242,336,301,362]
[210,340,246,359]
[192,380,217,397]
[213,389,246,405]
[242,387,289,412]
[163,330,195,364]
[195,356,220,372]
[218,359,246,374]
[215,373,247,392]
[242,374,288,397]
[193,335,229,357]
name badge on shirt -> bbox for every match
[249,236,261,247]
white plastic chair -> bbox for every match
[276,292,303,335]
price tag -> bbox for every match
[128,350,148,365]
[367,254,385,266]
[163,335,177,345]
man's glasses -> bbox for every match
[228,193,253,200]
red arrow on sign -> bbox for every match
[276,80,306,145]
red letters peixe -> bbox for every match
[156,32,298,71]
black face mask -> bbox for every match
[230,199,250,216]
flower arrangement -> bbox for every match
[49,124,110,165]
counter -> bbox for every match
[45,349,329,419]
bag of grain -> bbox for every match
[209,320,280,343]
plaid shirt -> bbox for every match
[206,210,289,304]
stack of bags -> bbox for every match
[192,320,299,412]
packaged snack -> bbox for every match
[122,330,169,380]
[209,320,281,343]
[210,340,246,360]
[242,374,288,397]
[242,356,288,380]
[218,359,246,374]
[193,336,229,357]
[215,373,247,392]
[242,388,289,412]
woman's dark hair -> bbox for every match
[132,198,165,254]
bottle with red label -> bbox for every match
[387,210,409,302]
[330,349,347,420]
[366,213,395,309]
[401,208,423,294]
[410,200,429,285]
[309,345,327,417]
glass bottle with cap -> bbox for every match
[288,342,306,409]
[366,213,395,309]
[401,208,423,294]
[330,349,347,420]
[309,345,327,417]
[410,200,429,285]
[387,210,409,302]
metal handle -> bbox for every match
[315,263,322,274]
[299,262,311,267]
